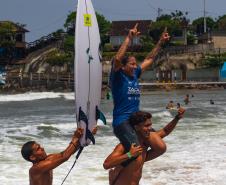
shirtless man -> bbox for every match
[21,128,84,185]
[103,108,185,185]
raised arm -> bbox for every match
[141,27,170,72]
[156,108,185,138]
[31,128,83,173]
[113,23,140,71]
[145,108,185,162]
[103,144,143,169]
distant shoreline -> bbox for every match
[0,82,225,95]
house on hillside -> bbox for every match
[0,21,29,61]
[109,20,152,49]
[211,31,226,49]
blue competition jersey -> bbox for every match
[110,64,142,127]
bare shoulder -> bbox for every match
[113,144,125,153]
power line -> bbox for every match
[143,0,158,11]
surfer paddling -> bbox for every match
[104,108,185,185]
[21,127,96,185]
[109,23,170,162]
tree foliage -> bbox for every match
[192,17,216,35]
[216,14,226,30]
[203,53,226,67]
[150,10,189,42]
[64,11,111,45]
[0,22,17,47]
[45,49,73,66]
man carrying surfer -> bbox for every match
[109,23,170,161]
[21,127,95,185]
[104,108,185,185]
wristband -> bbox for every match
[126,152,132,159]
[175,114,180,120]
[70,142,76,148]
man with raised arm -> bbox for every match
[104,108,185,185]
[110,23,170,160]
[21,128,84,185]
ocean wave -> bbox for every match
[0,92,74,102]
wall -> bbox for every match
[140,68,219,82]
[212,36,226,49]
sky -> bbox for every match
[0,0,226,42]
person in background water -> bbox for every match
[104,108,185,185]
[21,127,95,185]
[166,100,174,109]
[210,99,214,105]
[184,94,190,105]
[109,23,170,163]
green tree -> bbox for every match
[64,12,76,35]
[96,13,111,46]
[139,34,154,51]
[64,11,111,45]
[0,22,17,47]
[192,17,216,34]
[150,10,189,42]
[149,19,181,42]
[0,21,18,58]
[216,14,226,30]
[64,35,74,52]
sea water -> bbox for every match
[0,90,226,185]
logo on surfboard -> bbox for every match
[84,14,92,26]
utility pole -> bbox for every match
[157,8,162,18]
[203,0,207,33]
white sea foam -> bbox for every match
[1,90,226,185]
[0,92,74,102]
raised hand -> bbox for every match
[129,143,143,157]
[128,23,140,38]
[73,128,84,138]
[160,27,170,43]
[92,126,98,135]
[177,107,186,119]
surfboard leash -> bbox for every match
[60,146,84,185]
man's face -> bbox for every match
[122,56,137,77]
[30,143,47,162]
[135,118,152,139]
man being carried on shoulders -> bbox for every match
[110,23,170,163]
[103,108,185,185]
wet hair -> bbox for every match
[129,111,152,128]
[121,56,130,66]
[21,141,35,162]
[121,55,136,66]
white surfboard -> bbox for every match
[75,0,106,146]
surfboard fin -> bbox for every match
[96,106,107,125]
[78,107,95,145]
[86,129,95,145]
[78,107,88,125]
